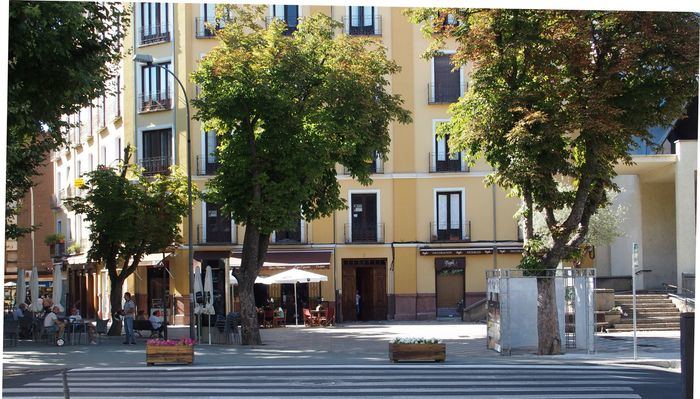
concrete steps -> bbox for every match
[607,293,681,332]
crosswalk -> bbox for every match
[3,364,675,398]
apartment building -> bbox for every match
[120,3,525,325]
[51,71,124,319]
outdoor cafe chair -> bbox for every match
[273,310,286,328]
[263,309,274,328]
[319,306,335,327]
[303,308,318,327]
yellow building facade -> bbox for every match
[122,3,524,325]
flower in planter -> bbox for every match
[391,337,442,344]
[147,338,196,346]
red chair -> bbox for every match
[273,309,286,328]
[320,306,335,327]
[263,309,274,328]
[303,308,318,327]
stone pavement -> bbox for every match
[2,321,681,373]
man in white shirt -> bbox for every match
[149,310,164,338]
[43,306,66,342]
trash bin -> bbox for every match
[680,312,693,399]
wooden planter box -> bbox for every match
[389,343,446,363]
[146,345,194,366]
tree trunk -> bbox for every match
[108,275,124,336]
[238,223,270,345]
[536,276,561,355]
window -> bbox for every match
[204,202,232,243]
[141,128,172,175]
[430,54,462,104]
[272,5,299,35]
[67,218,72,242]
[56,220,62,234]
[100,146,107,165]
[77,161,82,177]
[89,154,94,172]
[204,130,219,175]
[139,62,172,112]
[348,192,381,243]
[139,2,170,46]
[275,220,303,243]
[432,123,462,172]
[116,137,122,161]
[347,6,377,35]
[434,191,465,241]
[196,3,225,38]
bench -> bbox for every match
[133,320,159,338]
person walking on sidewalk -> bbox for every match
[122,292,136,344]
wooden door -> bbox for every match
[371,266,387,320]
[435,258,465,317]
[206,203,231,243]
[341,266,356,322]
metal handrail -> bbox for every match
[662,283,694,296]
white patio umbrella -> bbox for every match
[17,269,26,307]
[203,266,216,345]
[193,266,204,341]
[29,266,43,312]
[262,269,328,326]
[230,274,269,314]
[52,263,64,312]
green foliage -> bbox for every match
[192,5,411,233]
[7,1,129,238]
[67,242,82,255]
[43,233,65,246]
[409,9,698,266]
[66,146,190,278]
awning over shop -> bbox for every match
[193,251,231,262]
[230,250,332,269]
[419,244,523,256]
[139,253,174,266]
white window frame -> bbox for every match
[433,187,467,240]
[136,124,175,168]
[201,200,236,244]
[347,189,381,243]
[430,50,465,102]
[345,6,378,35]
[432,119,466,171]
[135,2,173,44]
[272,217,306,244]
[136,56,173,111]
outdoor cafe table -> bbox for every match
[310,309,326,326]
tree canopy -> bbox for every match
[408,8,698,354]
[7,1,128,238]
[192,5,411,344]
[67,146,190,334]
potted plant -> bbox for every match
[44,233,66,246]
[66,242,82,255]
[389,337,446,363]
[146,338,195,366]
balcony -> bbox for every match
[138,25,171,46]
[342,15,382,36]
[344,223,385,244]
[272,223,308,244]
[196,224,235,245]
[429,153,468,173]
[428,82,467,104]
[50,194,61,209]
[342,157,384,175]
[138,92,172,113]
[139,156,171,176]
[430,221,471,242]
[195,17,225,38]
[265,16,298,36]
[195,155,219,176]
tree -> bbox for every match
[67,146,190,335]
[7,1,128,238]
[192,5,411,345]
[408,9,698,354]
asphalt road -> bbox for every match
[2,362,681,398]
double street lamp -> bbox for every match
[133,54,195,340]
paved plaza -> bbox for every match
[2,321,681,371]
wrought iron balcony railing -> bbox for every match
[430,221,471,242]
[138,25,171,46]
[195,155,219,176]
[196,224,235,245]
[138,91,172,113]
[264,16,299,35]
[344,223,385,244]
[139,156,172,175]
[428,82,467,104]
[342,15,382,36]
[429,152,468,173]
[272,223,309,244]
[342,157,384,175]
[195,17,225,38]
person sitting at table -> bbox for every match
[149,310,165,338]
[68,307,97,345]
[12,303,27,320]
[44,305,66,343]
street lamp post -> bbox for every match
[133,54,195,340]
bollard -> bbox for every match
[680,312,693,399]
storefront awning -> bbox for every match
[230,250,332,269]
[419,244,523,256]
[139,253,173,266]
[194,251,231,261]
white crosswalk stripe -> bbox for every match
[2,364,667,398]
